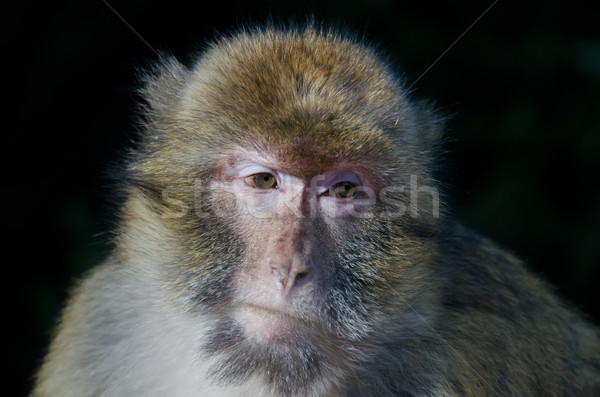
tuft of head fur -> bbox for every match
[132,26,442,185]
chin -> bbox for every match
[201,304,328,396]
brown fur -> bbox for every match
[33,25,599,397]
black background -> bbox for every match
[6,1,600,395]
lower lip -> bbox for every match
[234,304,298,343]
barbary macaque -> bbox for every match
[33,26,600,396]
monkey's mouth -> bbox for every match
[233,303,312,345]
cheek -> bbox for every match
[319,197,349,218]
[215,186,285,219]
[208,187,239,218]
[319,195,377,220]
[238,189,279,213]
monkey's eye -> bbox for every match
[244,173,277,189]
[331,181,358,199]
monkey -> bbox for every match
[32,25,600,397]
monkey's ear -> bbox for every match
[410,100,446,152]
[138,55,189,124]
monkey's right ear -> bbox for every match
[138,55,189,124]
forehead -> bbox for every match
[185,29,402,168]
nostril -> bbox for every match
[293,270,310,283]
[272,267,285,287]
[271,266,312,290]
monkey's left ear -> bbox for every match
[138,55,189,125]
[407,100,446,155]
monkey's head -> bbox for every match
[122,26,444,394]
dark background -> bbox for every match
[6,0,600,395]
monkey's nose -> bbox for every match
[271,266,312,292]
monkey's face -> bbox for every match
[209,147,381,344]
[190,144,415,391]
[131,28,441,392]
